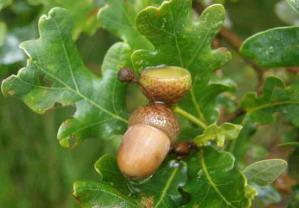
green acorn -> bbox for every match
[139,66,192,105]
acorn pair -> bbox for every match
[117,66,192,179]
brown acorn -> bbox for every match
[139,66,192,105]
[117,104,180,179]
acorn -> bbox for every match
[139,66,192,105]
[117,104,180,179]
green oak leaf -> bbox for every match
[229,122,257,162]
[94,155,132,195]
[241,76,299,126]
[132,0,232,123]
[97,0,160,49]
[180,77,236,123]
[287,0,299,13]
[136,160,187,207]
[73,181,139,208]
[243,159,287,186]
[73,155,139,208]
[28,0,100,39]
[194,122,242,147]
[74,155,187,207]
[1,8,130,148]
[240,26,299,67]
[184,147,255,208]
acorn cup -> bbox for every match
[139,66,192,105]
[117,66,192,179]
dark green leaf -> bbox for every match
[194,122,242,147]
[94,155,132,194]
[76,155,187,207]
[73,181,139,208]
[240,26,299,67]
[184,147,255,208]
[243,159,287,186]
[229,122,257,163]
[1,8,130,148]
[132,0,231,123]
[137,160,187,207]
[241,76,299,126]
[74,155,139,207]
[29,0,100,39]
[97,0,154,49]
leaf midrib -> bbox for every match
[154,168,179,208]
[248,100,299,114]
[200,149,237,208]
[76,184,138,207]
[26,15,128,124]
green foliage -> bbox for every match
[1,0,297,207]
[194,122,242,147]
[1,8,129,148]
[184,147,255,208]
[240,26,299,67]
[243,159,288,186]
[132,0,232,122]
[28,0,100,39]
[241,76,299,126]
[97,0,153,49]
[74,155,187,207]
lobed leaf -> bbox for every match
[73,181,139,208]
[1,8,130,148]
[194,122,242,147]
[184,147,255,208]
[137,160,188,207]
[75,155,187,207]
[28,0,100,39]
[241,76,299,126]
[243,159,287,186]
[97,0,157,49]
[240,26,299,67]
[132,0,232,123]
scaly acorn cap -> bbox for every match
[129,103,180,142]
[139,66,192,105]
